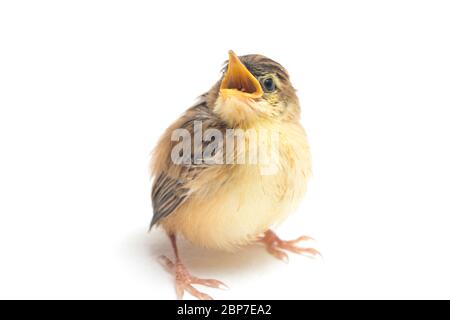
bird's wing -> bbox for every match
[150,102,225,228]
[150,172,191,227]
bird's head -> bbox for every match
[207,51,300,127]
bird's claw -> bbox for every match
[158,255,228,300]
[259,230,321,262]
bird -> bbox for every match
[149,50,319,300]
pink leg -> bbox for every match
[258,229,321,262]
[158,233,228,300]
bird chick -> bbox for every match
[150,51,318,300]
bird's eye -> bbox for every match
[262,77,276,92]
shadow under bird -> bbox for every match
[149,50,319,300]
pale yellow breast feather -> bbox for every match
[161,121,311,251]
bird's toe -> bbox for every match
[260,229,321,261]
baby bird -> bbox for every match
[150,51,318,300]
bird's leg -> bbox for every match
[258,229,321,262]
[158,233,228,300]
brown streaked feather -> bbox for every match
[150,100,227,228]
[150,173,189,227]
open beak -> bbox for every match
[220,50,263,99]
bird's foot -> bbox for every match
[258,229,321,262]
[158,255,228,300]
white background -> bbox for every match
[1,1,449,300]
